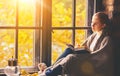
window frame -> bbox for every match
[44,0,95,66]
[0,0,42,73]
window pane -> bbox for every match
[52,30,72,63]
[0,0,16,26]
[0,29,15,68]
[52,0,72,27]
[18,0,35,27]
[75,30,86,46]
[18,29,34,66]
[76,0,87,27]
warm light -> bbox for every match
[24,54,29,59]
[19,0,34,4]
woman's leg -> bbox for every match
[41,48,73,76]
[45,54,76,76]
[45,65,62,76]
[56,48,74,61]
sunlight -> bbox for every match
[19,0,34,5]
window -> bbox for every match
[51,0,88,63]
[0,0,95,73]
[0,0,42,72]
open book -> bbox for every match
[66,44,90,54]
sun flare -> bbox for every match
[19,0,34,4]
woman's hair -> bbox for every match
[94,12,109,25]
[94,12,111,35]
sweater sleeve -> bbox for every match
[91,36,112,54]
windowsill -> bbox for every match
[0,66,38,76]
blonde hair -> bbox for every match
[94,12,111,35]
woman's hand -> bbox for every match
[38,63,47,72]
[75,44,87,50]
[74,44,81,48]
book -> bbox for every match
[66,44,74,50]
[66,44,90,54]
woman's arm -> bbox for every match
[91,36,113,54]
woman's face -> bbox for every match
[91,15,106,32]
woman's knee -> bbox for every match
[66,54,76,60]
[64,48,73,53]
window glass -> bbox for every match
[52,0,72,27]
[0,0,37,69]
[52,30,72,63]
[0,29,15,68]
[76,0,87,27]
[52,0,87,64]
[0,0,89,71]
[75,30,86,45]
[0,0,16,26]
[18,29,34,66]
[18,0,35,27]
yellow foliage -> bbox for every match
[20,69,38,76]
[0,0,86,67]
[20,69,29,75]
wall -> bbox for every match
[104,0,120,76]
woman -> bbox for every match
[38,12,113,76]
